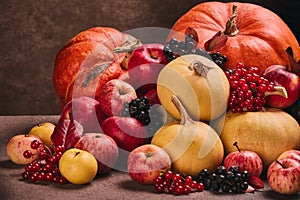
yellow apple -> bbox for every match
[28,122,55,147]
[59,148,98,184]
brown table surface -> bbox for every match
[0,115,299,200]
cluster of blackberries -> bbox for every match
[122,96,151,126]
[196,166,249,193]
[163,35,227,67]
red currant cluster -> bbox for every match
[154,170,204,195]
[22,140,67,184]
[225,63,275,112]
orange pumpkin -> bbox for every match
[53,27,133,109]
[170,2,300,74]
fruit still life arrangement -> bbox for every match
[5,1,300,197]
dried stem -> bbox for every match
[223,5,239,37]
[171,95,195,125]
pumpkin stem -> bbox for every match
[114,39,141,53]
[188,61,213,77]
[223,5,239,37]
[171,95,195,125]
[264,86,288,98]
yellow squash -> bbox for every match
[151,95,224,177]
[221,108,300,168]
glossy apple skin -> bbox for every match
[223,150,263,177]
[127,144,171,184]
[28,122,55,148]
[101,116,149,152]
[75,133,119,174]
[6,134,43,165]
[61,96,105,133]
[123,43,167,95]
[126,43,167,71]
[263,65,300,108]
[98,79,137,117]
[277,150,300,163]
[267,158,300,195]
[59,148,98,184]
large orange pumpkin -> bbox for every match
[53,27,134,109]
[170,2,300,74]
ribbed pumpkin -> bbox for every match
[220,108,300,168]
[170,2,300,74]
[53,27,133,109]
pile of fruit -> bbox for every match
[6,1,300,196]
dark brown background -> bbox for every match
[1,0,299,115]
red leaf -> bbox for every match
[51,114,83,150]
[204,31,228,51]
[248,176,264,189]
[185,27,199,47]
[286,47,300,76]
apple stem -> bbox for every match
[171,95,195,125]
[233,141,241,153]
[188,60,213,77]
[276,160,285,168]
[264,86,288,98]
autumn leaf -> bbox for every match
[204,31,228,51]
[51,113,83,150]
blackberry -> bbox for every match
[146,105,166,137]
[216,165,226,175]
[122,96,151,126]
[221,183,231,193]
[210,52,227,67]
[163,35,227,67]
[195,165,250,194]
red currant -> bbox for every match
[23,150,33,159]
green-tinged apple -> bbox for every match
[59,148,98,184]
[6,134,43,165]
[28,122,55,148]
[75,133,119,174]
[127,144,171,184]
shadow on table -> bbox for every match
[262,190,300,200]
[118,179,154,193]
[0,159,24,170]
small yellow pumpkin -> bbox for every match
[220,108,300,168]
[157,54,230,122]
[151,95,224,177]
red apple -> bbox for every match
[267,158,300,195]
[122,43,167,95]
[6,134,43,165]
[263,65,300,108]
[127,144,171,184]
[74,133,119,174]
[144,89,161,105]
[60,96,105,133]
[126,43,167,71]
[98,79,137,117]
[101,116,149,152]
[277,150,300,163]
[223,142,263,177]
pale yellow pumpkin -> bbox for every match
[157,54,230,122]
[220,108,300,168]
[151,95,224,177]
